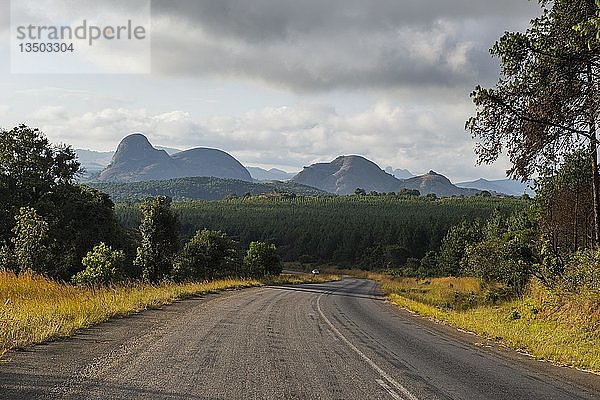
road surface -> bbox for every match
[1,278,598,399]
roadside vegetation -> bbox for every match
[366,273,600,371]
[330,151,600,371]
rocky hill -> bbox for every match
[171,148,251,181]
[291,155,400,195]
[97,134,252,182]
[398,171,479,197]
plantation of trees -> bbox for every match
[115,195,527,271]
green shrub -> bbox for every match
[72,242,124,285]
[463,238,531,295]
[243,242,282,277]
[437,220,483,276]
[173,229,240,282]
[0,244,17,272]
[558,249,600,296]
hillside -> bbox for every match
[87,176,328,202]
[97,134,252,182]
[115,196,526,266]
[291,155,400,194]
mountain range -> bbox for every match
[291,155,479,196]
[75,133,533,197]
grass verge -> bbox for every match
[0,271,339,358]
[366,273,600,372]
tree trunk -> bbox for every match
[573,189,579,251]
[588,59,600,247]
[591,135,600,246]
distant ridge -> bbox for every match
[88,176,328,202]
[385,166,415,179]
[97,133,252,182]
[456,178,534,196]
[247,166,296,181]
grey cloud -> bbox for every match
[152,0,536,42]
[150,0,539,91]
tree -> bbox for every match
[0,125,79,241]
[437,220,484,276]
[398,188,420,197]
[419,251,439,277]
[134,196,179,282]
[72,242,125,285]
[173,229,240,281]
[0,125,125,280]
[35,184,124,279]
[466,0,600,243]
[535,149,594,250]
[11,207,49,273]
[354,188,366,196]
[574,0,600,47]
[463,211,540,294]
[243,241,282,277]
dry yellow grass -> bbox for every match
[373,274,600,372]
[0,271,338,357]
[374,274,483,309]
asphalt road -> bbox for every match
[1,278,599,399]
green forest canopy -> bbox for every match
[116,195,527,268]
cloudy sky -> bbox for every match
[0,0,540,181]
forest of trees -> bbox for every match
[115,195,527,271]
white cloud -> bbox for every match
[29,101,511,182]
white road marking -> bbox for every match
[316,292,420,400]
[376,379,403,400]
